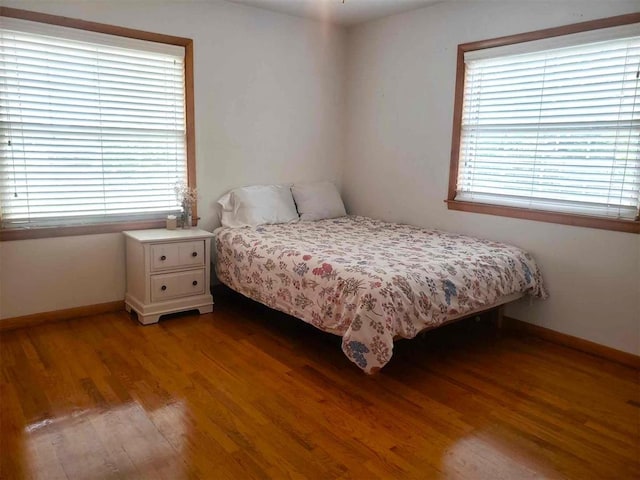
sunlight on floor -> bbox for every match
[25,401,187,479]
[442,432,559,479]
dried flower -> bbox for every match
[175,183,197,209]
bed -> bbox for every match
[214,215,547,373]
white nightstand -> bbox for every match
[123,228,215,325]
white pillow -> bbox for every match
[217,185,299,228]
[292,181,346,221]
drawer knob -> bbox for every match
[192,252,198,257]
[192,280,198,286]
[161,285,167,291]
[160,255,166,261]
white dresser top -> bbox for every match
[123,228,214,243]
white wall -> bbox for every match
[344,1,640,354]
[0,0,346,319]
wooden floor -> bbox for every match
[1,289,638,479]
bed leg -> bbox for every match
[495,305,504,330]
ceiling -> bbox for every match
[227,0,443,27]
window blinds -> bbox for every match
[456,30,640,221]
[0,19,186,228]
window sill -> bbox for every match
[446,200,640,234]
[0,218,199,241]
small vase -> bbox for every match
[182,207,192,229]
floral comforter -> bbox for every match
[214,216,547,373]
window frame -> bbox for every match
[0,7,197,241]
[447,13,640,234]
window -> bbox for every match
[0,8,195,240]
[448,14,640,234]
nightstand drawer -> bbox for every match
[150,241,205,271]
[151,269,206,302]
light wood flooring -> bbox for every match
[1,288,638,479]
